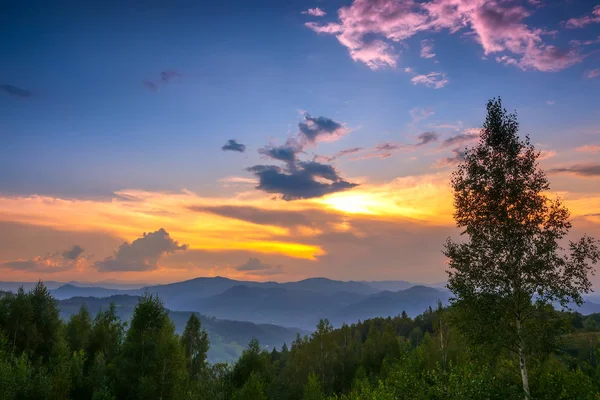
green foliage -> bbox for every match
[66,305,92,352]
[1,281,600,400]
[116,293,187,400]
[303,372,324,400]
[181,312,210,378]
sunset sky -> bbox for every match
[1,0,599,285]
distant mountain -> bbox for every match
[165,283,452,330]
[329,285,451,326]
[0,281,65,292]
[51,284,134,300]
[193,285,365,328]
[281,278,379,296]
[361,280,415,292]
[0,280,147,294]
[58,295,303,364]
[141,276,379,312]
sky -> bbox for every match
[1,0,599,285]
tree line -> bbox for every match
[1,284,600,399]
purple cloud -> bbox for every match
[306,0,588,73]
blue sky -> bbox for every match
[0,0,599,284]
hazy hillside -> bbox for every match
[58,295,303,363]
[51,284,133,300]
[329,285,452,326]
[194,285,366,328]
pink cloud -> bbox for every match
[565,5,600,29]
[539,150,556,160]
[410,107,434,123]
[546,100,555,105]
[587,68,600,79]
[420,39,436,58]
[302,7,326,17]
[411,72,449,89]
[576,145,600,153]
[306,0,586,72]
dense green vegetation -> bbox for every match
[1,284,600,399]
[57,294,303,363]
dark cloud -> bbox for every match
[0,244,85,273]
[94,228,187,272]
[298,114,348,143]
[416,131,439,146]
[435,148,467,168]
[0,259,70,272]
[160,70,182,83]
[143,80,158,92]
[1,84,32,98]
[190,205,313,226]
[375,142,403,152]
[236,258,283,276]
[259,140,301,164]
[222,139,247,153]
[548,164,600,177]
[441,132,480,148]
[143,70,182,91]
[337,147,363,157]
[248,114,357,200]
[247,162,358,201]
[62,245,85,260]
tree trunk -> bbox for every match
[516,319,531,399]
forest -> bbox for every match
[1,283,600,399]
[1,98,599,399]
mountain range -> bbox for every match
[4,276,599,332]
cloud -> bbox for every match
[62,245,85,260]
[189,205,340,229]
[160,70,182,83]
[315,147,364,163]
[306,0,587,72]
[222,139,247,153]
[143,80,158,92]
[94,228,188,272]
[302,7,326,17]
[548,164,600,177]
[298,114,349,144]
[440,132,480,148]
[1,84,32,98]
[420,39,436,58]
[236,257,283,275]
[143,70,182,91]
[576,145,600,153]
[247,162,358,201]
[259,140,302,165]
[336,147,363,157]
[361,133,437,160]
[248,114,356,200]
[1,244,85,273]
[587,69,600,79]
[410,107,434,123]
[434,148,467,168]
[565,5,600,29]
[546,100,555,105]
[416,131,439,146]
[539,150,556,160]
[218,176,258,184]
[411,72,448,89]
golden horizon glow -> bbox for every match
[0,171,598,283]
